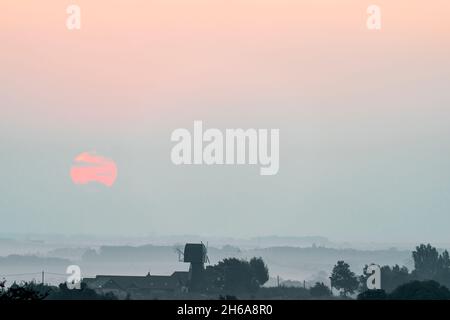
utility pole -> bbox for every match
[41,271,44,284]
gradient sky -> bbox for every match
[1,0,450,243]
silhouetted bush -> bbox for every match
[0,282,52,301]
[389,280,450,300]
[309,282,332,298]
[357,289,387,300]
[47,283,117,300]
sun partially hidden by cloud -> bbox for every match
[70,152,117,187]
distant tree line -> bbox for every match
[329,243,450,299]
[2,243,450,300]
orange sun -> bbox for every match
[70,152,117,187]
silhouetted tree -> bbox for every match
[0,282,51,301]
[380,265,410,293]
[330,261,359,296]
[202,265,224,292]
[389,280,450,300]
[214,258,258,293]
[413,244,441,280]
[309,282,331,298]
[435,250,450,288]
[439,250,450,269]
[249,257,269,286]
[411,244,450,289]
[206,257,270,294]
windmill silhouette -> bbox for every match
[174,242,209,290]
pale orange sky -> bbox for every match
[1,1,450,241]
[1,0,449,130]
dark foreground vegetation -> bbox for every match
[1,243,450,300]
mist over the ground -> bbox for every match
[0,233,435,287]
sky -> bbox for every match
[1,0,450,243]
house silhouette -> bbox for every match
[83,243,208,298]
